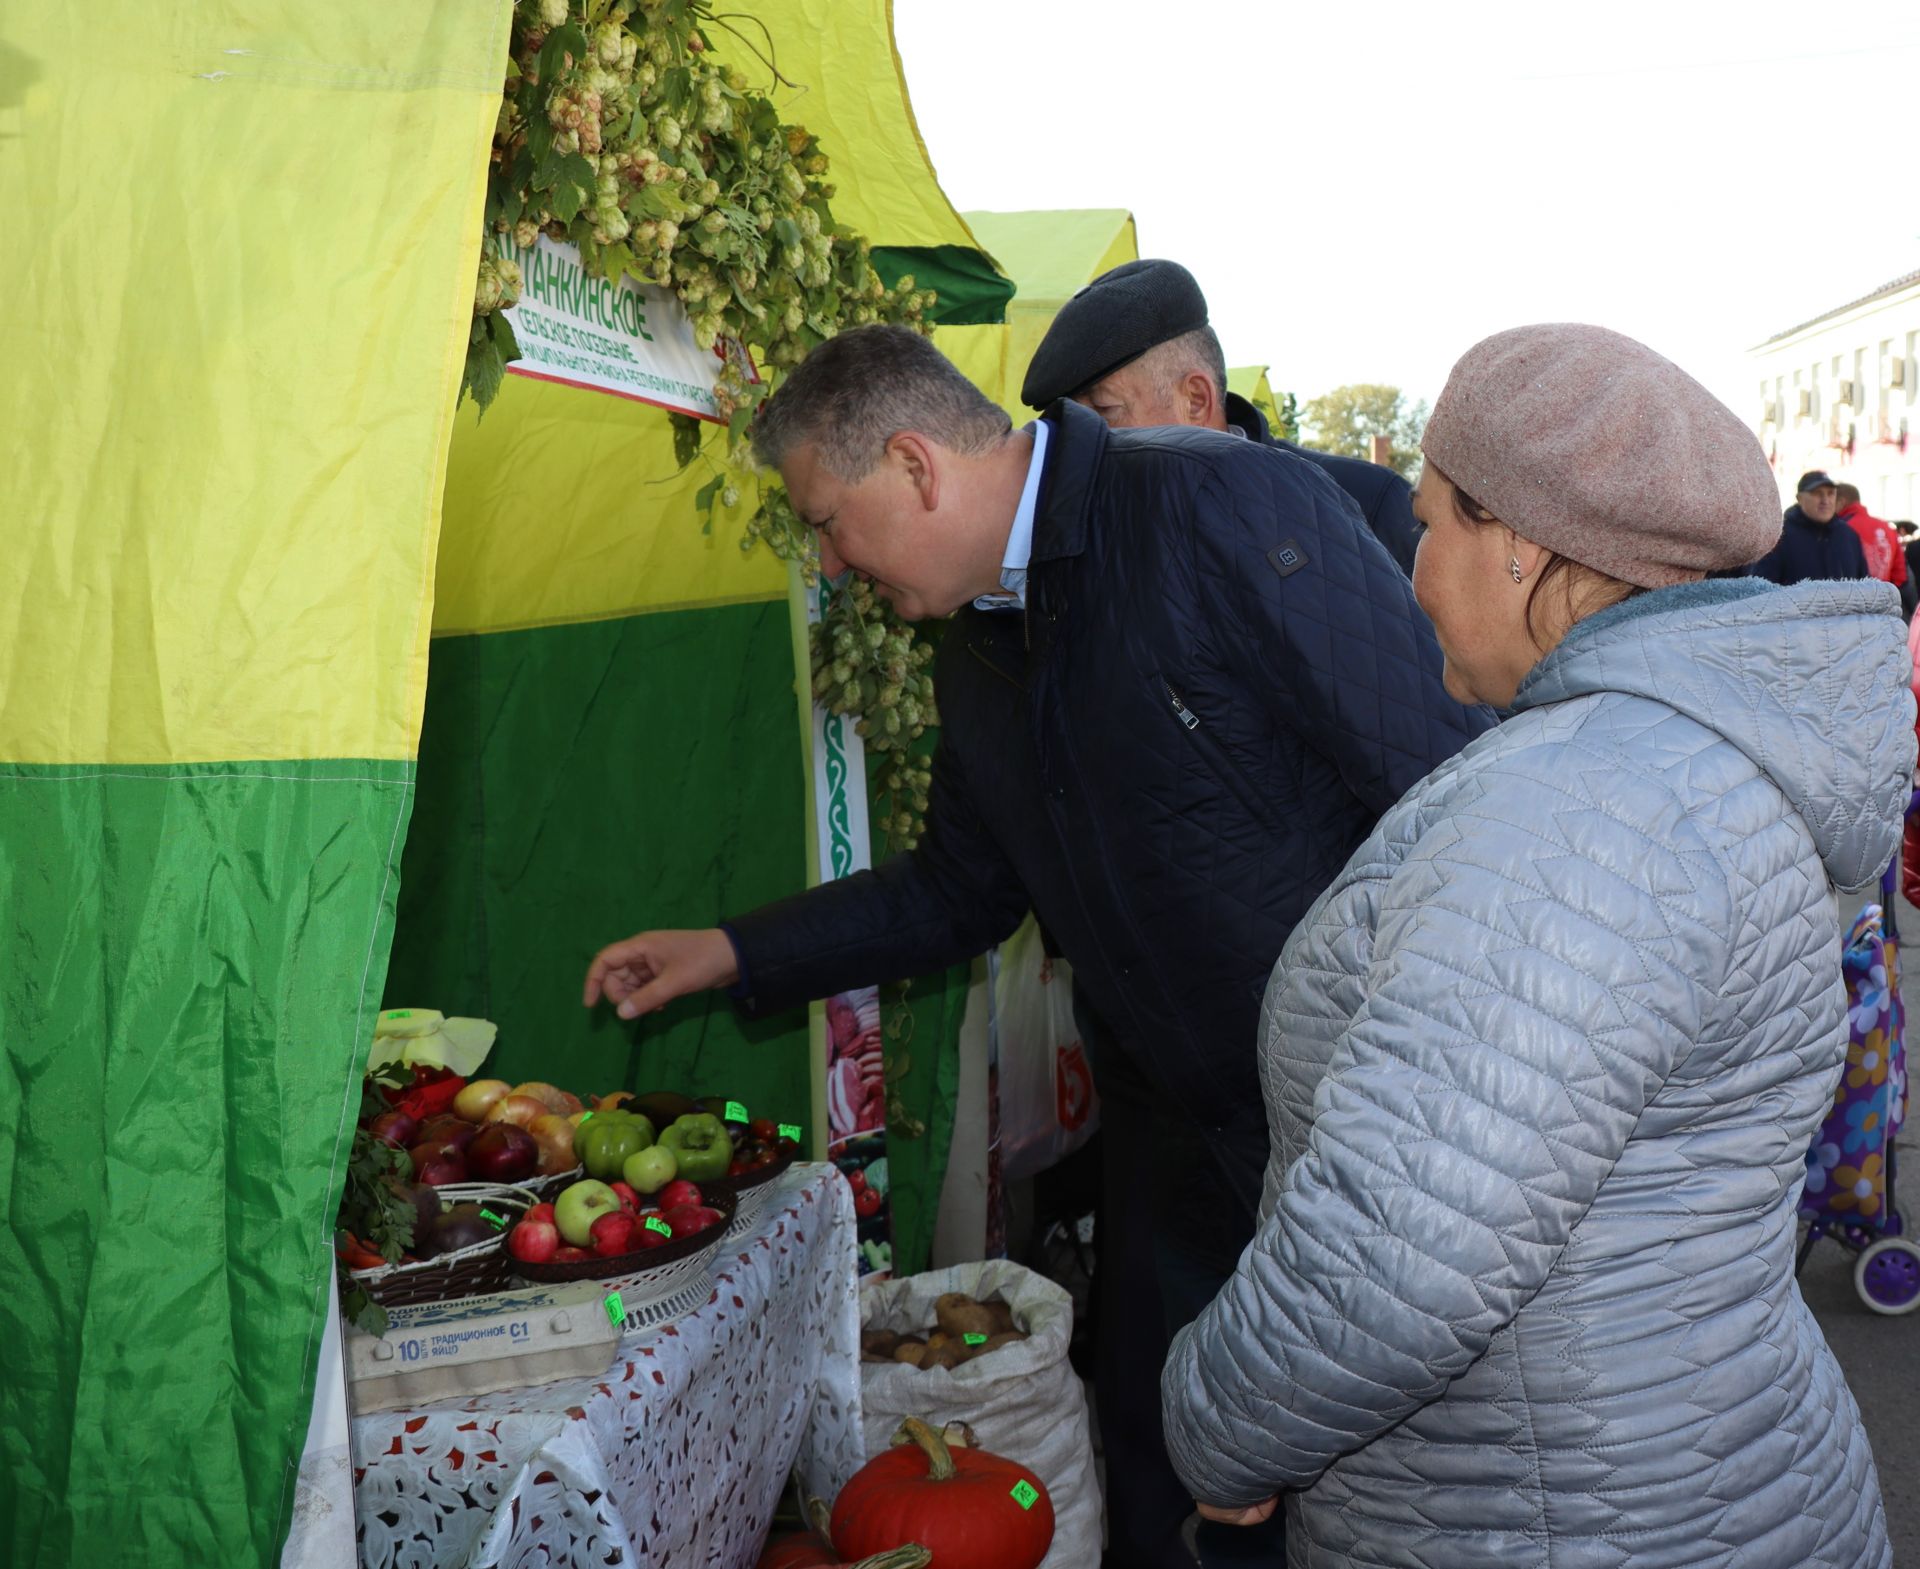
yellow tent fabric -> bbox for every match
[2,5,509,1564]
[2,9,503,765]
[433,0,1003,638]
[434,387,782,635]
[942,209,1139,416]
[1228,364,1277,406]
[1228,364,1294,435]
[758,0,989,257]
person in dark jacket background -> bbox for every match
[583,325,1491,1569]
[1745,469,1869,583]
[1023,258,1423,575]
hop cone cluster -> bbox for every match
[473,0,935,422]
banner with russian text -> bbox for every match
[503,234,754,419]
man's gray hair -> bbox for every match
[752,324,1011,479]
[1139,325,1228,400]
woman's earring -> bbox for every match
[1509,556,1524,584]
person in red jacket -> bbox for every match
[1836,481,1907,588]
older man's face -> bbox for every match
[1800,484,1839,523]
[1076,360,1189,429]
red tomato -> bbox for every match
[853,1186,883,1219]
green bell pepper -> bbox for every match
[659,1113,733,1182]
[577,1110,654,1180]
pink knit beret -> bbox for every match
[1421,323,1781,588]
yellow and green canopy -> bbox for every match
[0,1,1002,1562]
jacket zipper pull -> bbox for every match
[1163,680,1200,731]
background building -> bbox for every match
[1750,268,1920,519]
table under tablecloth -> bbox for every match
[349,1163,863,1567]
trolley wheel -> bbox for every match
[1854,1238,1920,1315]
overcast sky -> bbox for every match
[893,0,1920,418]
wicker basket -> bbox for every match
[345,1183,534,1308]
[512,1190,737,1335]
[704,1151,798,1239]
[518,1164,585,1203]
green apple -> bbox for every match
[554,1179,621,1247]
[623,1143,678,1195]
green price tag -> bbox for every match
[604,1292,625,1329]
[1010,1480,1039,1510]
[964,1333,987,1346]
[725,1100,748,1122]
[385,1009,412,1020]
[645,1216,672,1237]
[778,1123,802,1142]
[577,1110,594,1123]
[479,1209,506,1229]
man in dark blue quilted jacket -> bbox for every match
[585,325,1491,1568]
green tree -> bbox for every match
[1300,384,1428,480]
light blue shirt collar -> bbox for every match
[973,419,1050,611]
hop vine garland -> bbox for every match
[467,0,942,858]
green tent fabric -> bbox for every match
[384,603,816,1130]
[0,3,508,1564]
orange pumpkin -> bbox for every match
[756,1499,930,1569]
[830,1419,1053,1569]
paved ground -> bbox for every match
[1800,886,1920,1562]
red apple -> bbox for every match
[608,1182,641,1214]
[590,1211,638,1257]
[466,1122,539,1183]
[525,1202,556,1226]
[662,1202,722,1239]
[508,1218,560,1263]
[629,1213,675,1252]
[657,1180,703,1213]
[553,1245,591,1262]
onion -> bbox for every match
[453,1078,512,1123]
[510,1081,571,1116]
[528,1113,580,1175]
[486,1093,548,1129]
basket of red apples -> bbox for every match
[506,1176,736,1294]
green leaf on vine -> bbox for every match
[465,327,508,414]
[538,22,588,84]
[671,412,703,469]
[549,177,588,225]
[693,473,723,535]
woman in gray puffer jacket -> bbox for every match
[1161,324,1908,1568]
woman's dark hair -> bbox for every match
[1443,471,1642,650]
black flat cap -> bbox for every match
[1021,258,1210,409]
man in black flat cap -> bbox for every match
[584,324,1490,1568]
[1024,258,1421,574]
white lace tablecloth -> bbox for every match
[349,1164,863,1568]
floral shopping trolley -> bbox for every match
[1796,881,1918,1314]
